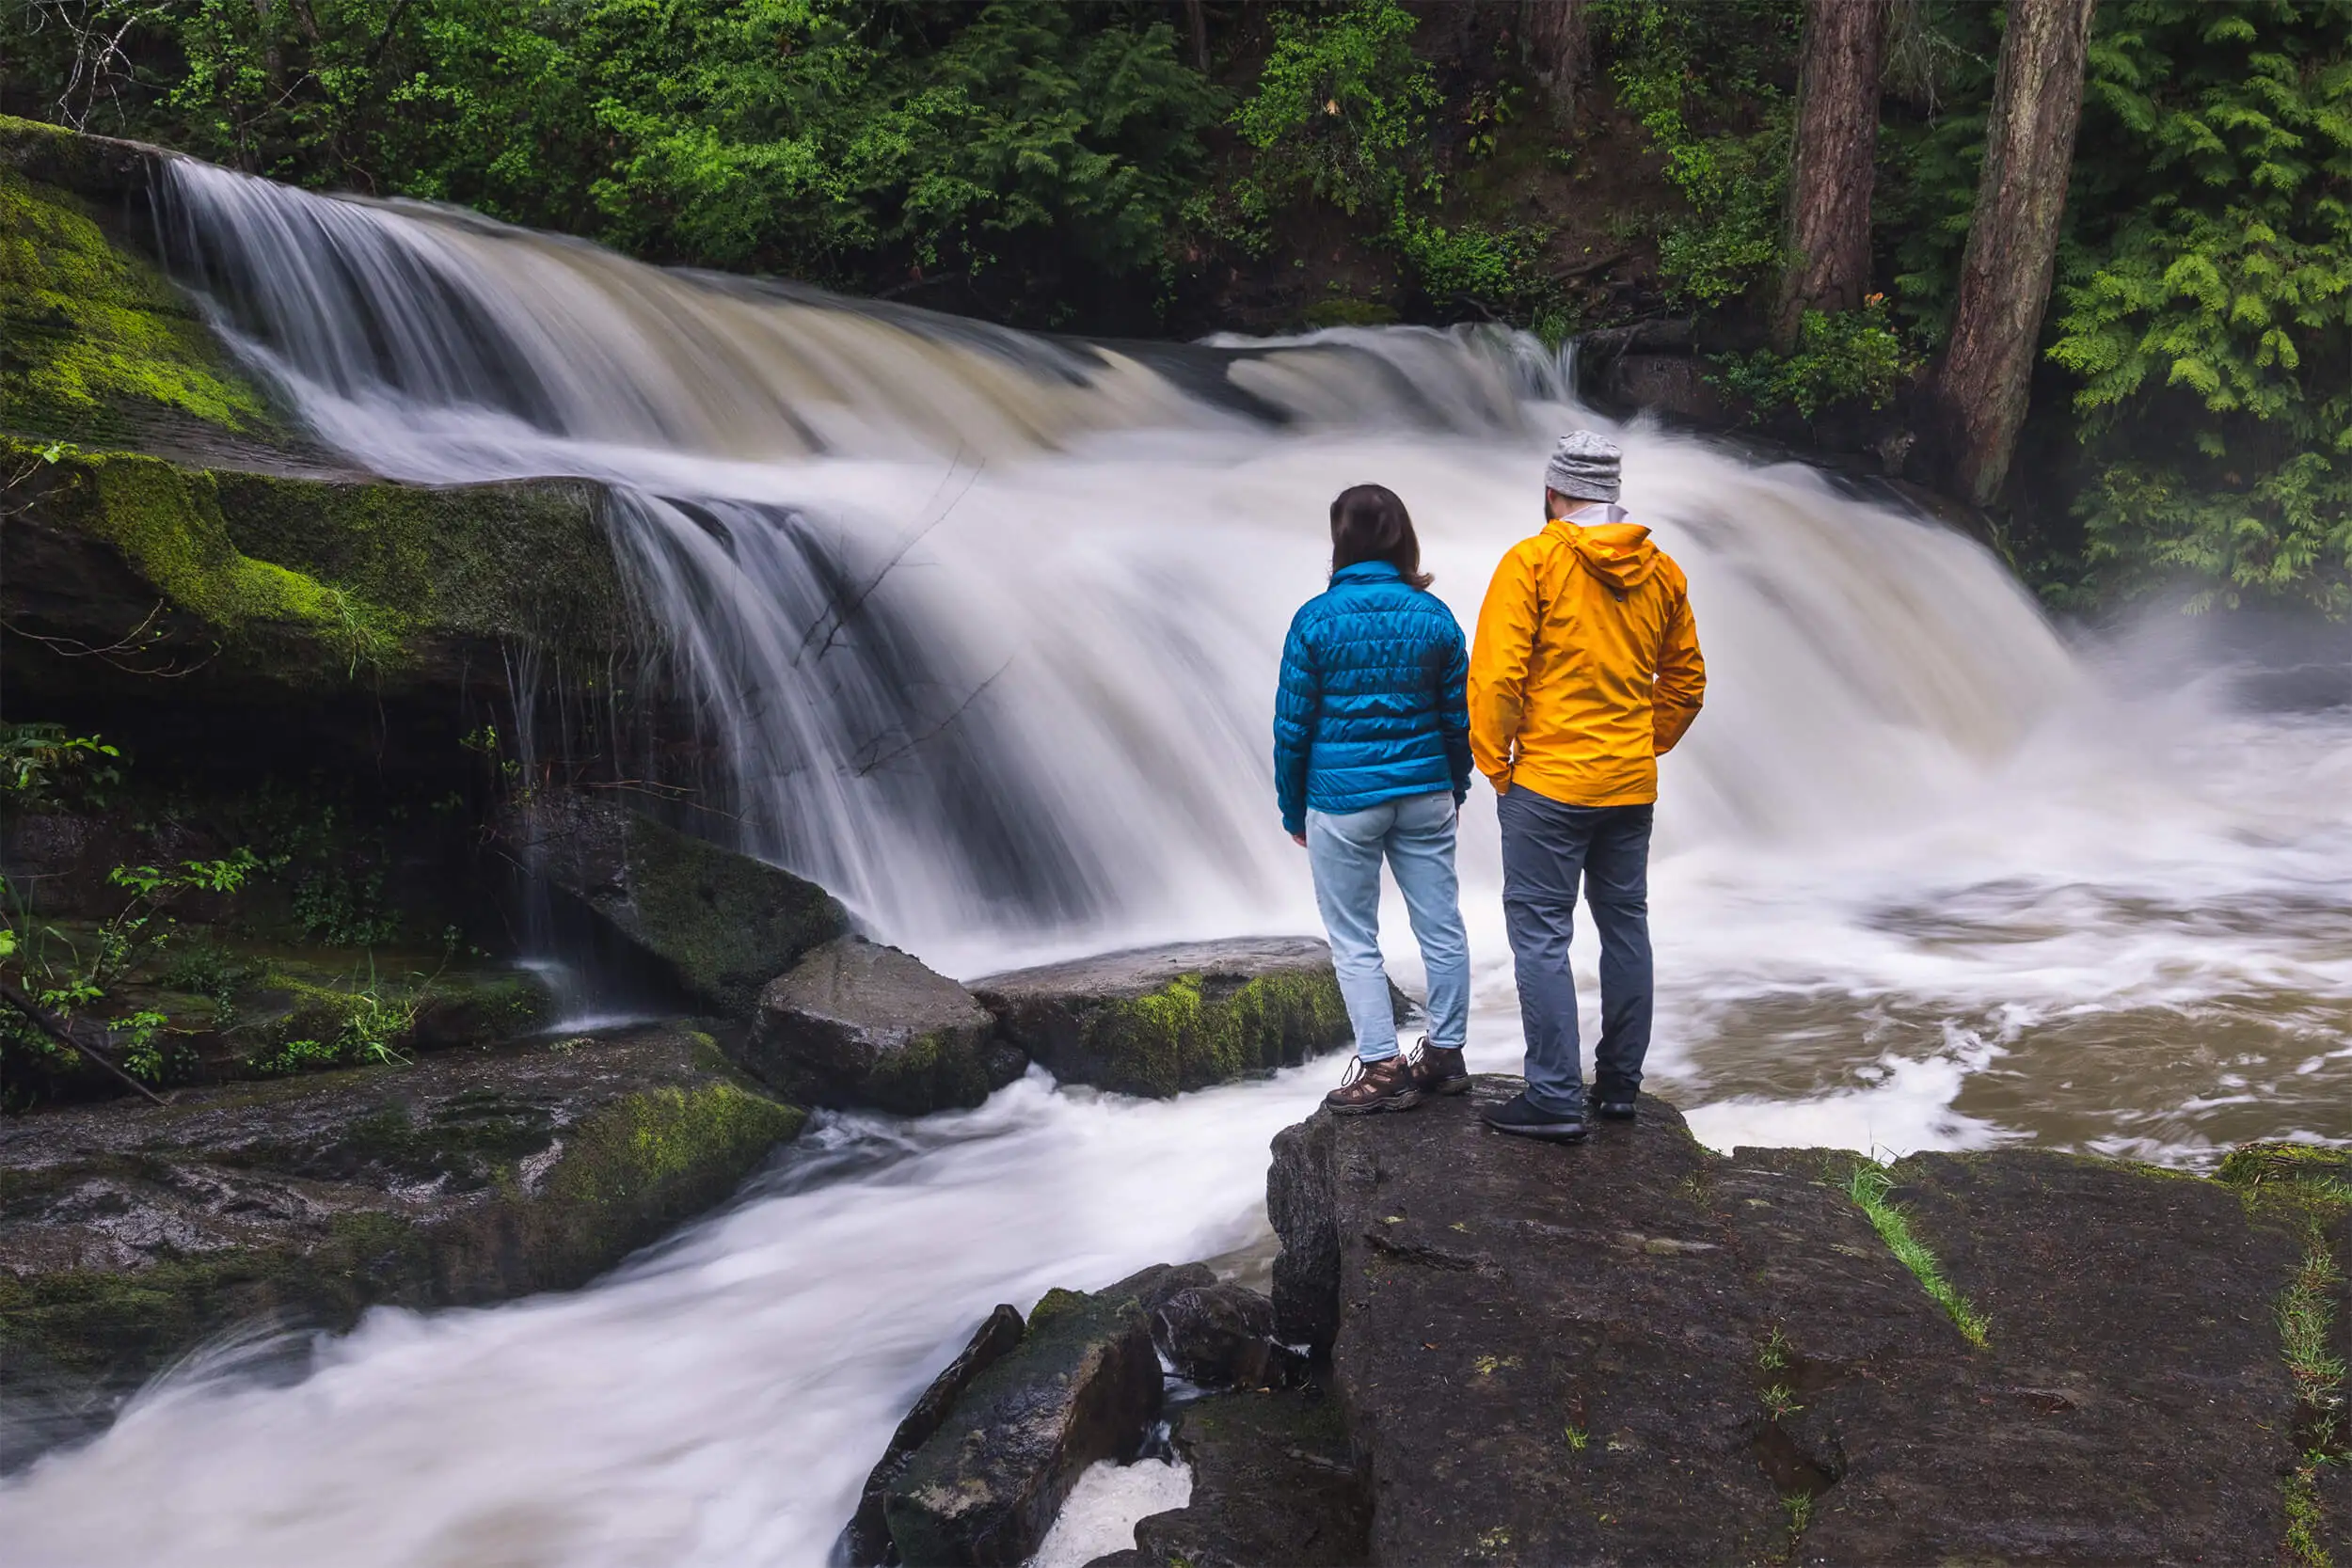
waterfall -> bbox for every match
[155,158,2074,965]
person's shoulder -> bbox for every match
[1645,542,1692,596]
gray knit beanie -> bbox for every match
[1544,431,1622,504]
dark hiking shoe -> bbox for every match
[1325,1055,1423,1116]
[1407,1038,1470,1097]
[1594,1097,1639,1121]
[1480,1091,1586,1141]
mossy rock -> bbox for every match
[510,793,850,1020]
[972,939,1357,1099]
[742,935,1024,1115]
[5,436,632,691]
[0,150,272,448]
[884,1286,1160,1566]
[0,1022,803,1459]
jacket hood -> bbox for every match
[1547,518,1658,592]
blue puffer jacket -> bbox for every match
[1274,561,1472,835]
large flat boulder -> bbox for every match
[740,936,1023,1116]
[1267,1081,2327,1565]
[970,939,1358,1099]
[505,793,848,1019]
[884,1286,1162,1565]
[0,1022,803,1468]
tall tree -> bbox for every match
[1927,0,2099,506]
[1773,0,1889,349]
[1184,0,1210,73]
[1520,0,1589,125]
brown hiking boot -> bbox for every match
[1324,1054,1422,1116]
[1408,1038,1470,1097]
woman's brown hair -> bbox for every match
[1329,483,1433,589]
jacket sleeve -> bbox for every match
[1438,612,1471,802]
[1468,543,1540,790]
[1653,580,1706,755]
[1273,609,1319,834]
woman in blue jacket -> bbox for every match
[1276,483,1474,1114]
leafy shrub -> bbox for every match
[1231,0,1438,216]
[1387,213,1561,324]
[2048,0,2352,610]
[1592,0,1799,309]
[1714,298,1923,419]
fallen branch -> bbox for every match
[0,979,170,1105]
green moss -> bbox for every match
[618,813,849,1017]
[0,166,266,440]
[1082,968,1351,1098]
[10,434,631,684]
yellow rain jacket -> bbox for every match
[1469,517,1705,805]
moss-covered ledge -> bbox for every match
[0,1022,803,1453]
[5,436,633,693]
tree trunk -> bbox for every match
[1520,0,1589,126]
[1773,0,1889,349]
[1927,0,2098,507]
[1184,0,1209,73]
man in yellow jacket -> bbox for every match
[1459,431,1705,1140]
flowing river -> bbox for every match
[4,160,2350,1565]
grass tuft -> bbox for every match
[1842,1163,1992,1348]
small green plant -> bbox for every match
[0,723,120,807]
[1842,1162,1992,1348]
[1782,1490,1815,1543]
[1757,1325,1792,1372]
[1461,84,1518,160]
[1564,1424,1589,1452]
[1714,297,1924,420]
[1760,1382,1803,1421]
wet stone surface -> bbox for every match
[1266,1078,2326,1566]
[0,1022,803,1468]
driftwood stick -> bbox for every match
[0,979,169,1105]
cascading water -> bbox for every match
[3,157,2347,1566]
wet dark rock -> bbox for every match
[841,1304,1026,1567]
[884,1288,1161,1566]
[0,1022,802,1469]
[504,793,848,1019]
[1100,1260,1216,1319]
[1089,1386,1369,1568]
[740,936,1021,1116]
[1267,1080,2331,1564]
[1152,1283,1279,1390]
[970,939,1362,1099]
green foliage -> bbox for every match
[1592,0,1800,308]
[0,722,120,808]
[1714,298,1924,420]
[1386,212,1559,325]
[29,0,1226,328]
[1232,0,1438,217]
[2049,0,2352,612]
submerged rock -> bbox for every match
[0,1022,803,1467]
[841,1303,1026,1567]
[970,939,1359,1099]
[741,936,1022,1116]
[884,1287,1162,1566]
[1267,1078,2325,1564]
[506,793,848,1019]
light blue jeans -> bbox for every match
[1305,790,1471,1063]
